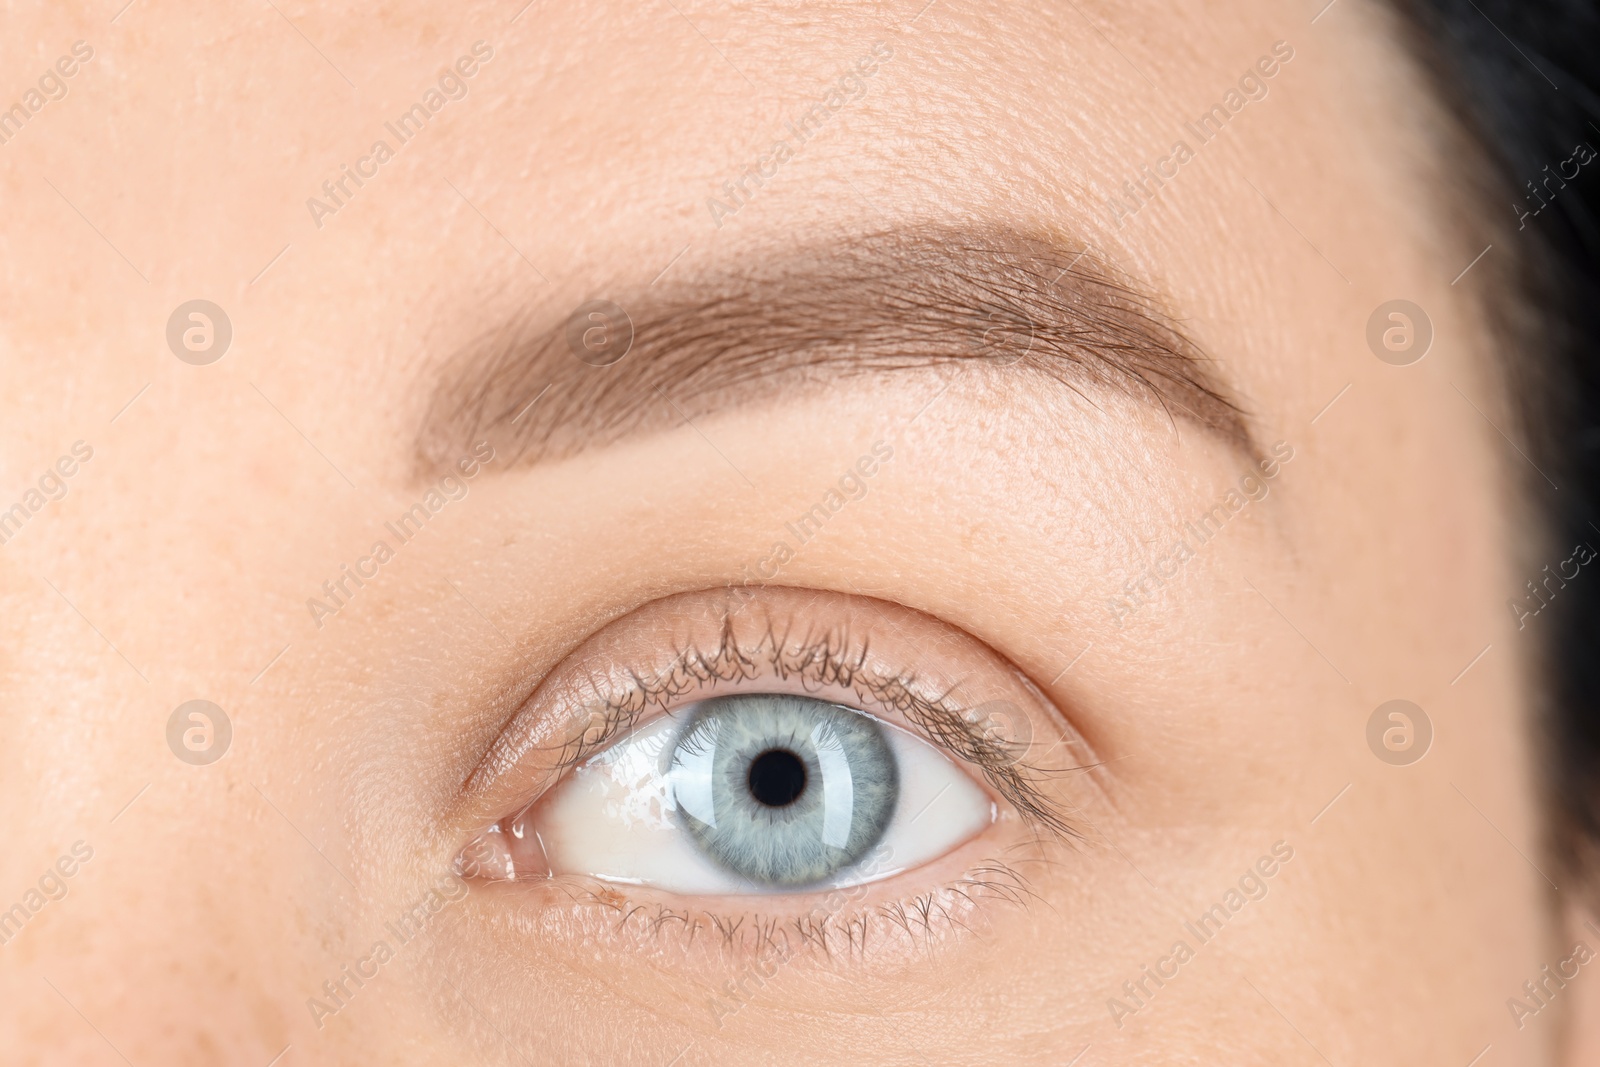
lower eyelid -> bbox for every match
[468,846,1047,970]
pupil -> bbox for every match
[747,748,807,808]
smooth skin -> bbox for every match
[0,1,1588,1064]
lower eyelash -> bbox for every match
[489,853,1044,970]
[552,608,1084,839]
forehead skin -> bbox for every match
[0,2,1549,1065]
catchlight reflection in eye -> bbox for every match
[521,694,995,894]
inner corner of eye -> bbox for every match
[481,692,994,896]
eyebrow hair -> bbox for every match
[415,225,1253,474]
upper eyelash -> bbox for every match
[545,606,1084,840]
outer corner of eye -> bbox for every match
[469,693,995,896]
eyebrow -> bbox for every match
[415,225,1252,475]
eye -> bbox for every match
[526,692,994,894]
[453,586,1084,937]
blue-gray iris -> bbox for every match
[667,694,899,888]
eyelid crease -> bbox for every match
[537,609,1086,841]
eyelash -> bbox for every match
[542,611,1082,840]
[556,851,1045,961]
[459,595,1091,968]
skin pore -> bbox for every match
[0,0,1586,1063]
